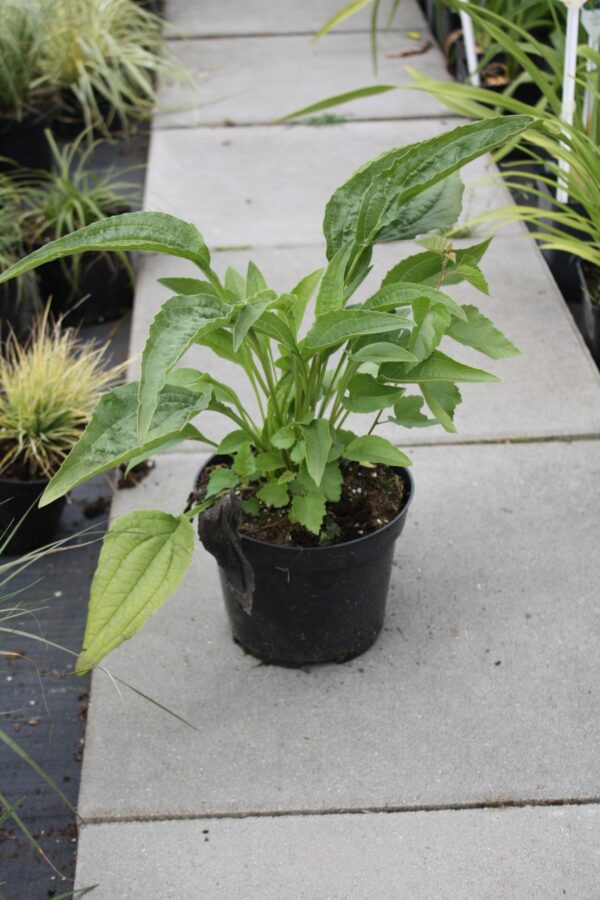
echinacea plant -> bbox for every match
[0,115,534,673]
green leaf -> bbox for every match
[343,435,412,467]
[158,277,217,296]
[138,293,231,442]
[217,430,250,454]
[242,497,261,516]
[290,491,327,535]
[446,305,520,359]
[76,510,195,673]
[363,282,467,321]
[381,238,491,288]
[374,172,465,244]
[279,84,397,123]
[41,381,211,507]
[0,212,212,285]
[233,443,257,478]
[382,350,500,384]
[455,264,489,295]
[207,467,240,497]
[225,266,246,299]
[352,342,418,364]
[408,300,452,364]
[304,309,411,351]
[324,116,535,256]
[271,425,296,449]
[257,480,290,508]
[421,382,462,433]
[288,268,324,332]
[314,0,374,38]
[315,243,353,317]
[297,460,343,502]
[246,261,268,296]
[290,440,306,463]
[233,289,277,351]
[253,312,299,352]
[342,373,405,413]
[301,419,332,487]
[389,395,436,428]
[255,450,285,473]
[354,117,536,248]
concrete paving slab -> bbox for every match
[78,440,600,821]
[144,120,522,248]
[75,806,600,899]
[156,33,451,128]
[128,236,600,446]
[165,0,428,38]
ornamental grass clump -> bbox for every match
[0,313,124,480]
[37,0,178,132]
[0,1,47,118]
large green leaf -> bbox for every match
[355,117,536,249]
[323,116,534,255]
[343,435,412,467]
[304,309,411,350]
[315,243,353,317]
[289,492,327,535]
[382,350,500,383]
[301,419,332,487]
[0,212,212,285]
[41,381,210,506]
[381,238,492,288]
[446,305,520,359]
[389,395,436,428]
[138,293,231,442]
[76,510,195,673]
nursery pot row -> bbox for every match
[200,457,414,668]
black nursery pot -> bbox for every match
[577,261,600,364]
[205,462,414,667]
[35,249,134,325]
[0,477,66,555]
[0,111,54,172]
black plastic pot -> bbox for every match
[0,477,66,555]
[0,109,54,172]
[200,460,414,667]
[534,180,587,304]
[34,249,134,325]
[577,261,600,364]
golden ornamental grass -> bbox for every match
[0,311,125,480]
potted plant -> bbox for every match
[0,311,124,554]
[0,0,57,171]
[22,130,140,324]
[0,115,533,668]
[37,0,180,137]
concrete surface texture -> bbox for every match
[74,0,600,897]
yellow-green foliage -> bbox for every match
[0,312,124,479]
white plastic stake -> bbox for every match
[581,7,600,132]
[557,4,581,203]
[459,10,481,87]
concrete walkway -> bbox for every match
[75,2,600,896]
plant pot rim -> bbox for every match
[198,455,415,555]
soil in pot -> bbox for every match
[0,472,66,555]
[33,246,134,325]
[578,261,600,364]
[191,457,414,667]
